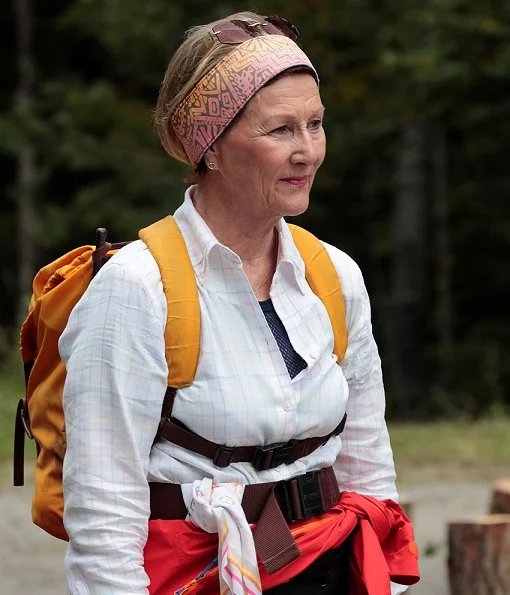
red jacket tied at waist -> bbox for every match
[144,491,420,595]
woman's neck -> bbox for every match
[192,185,278,260]
[192,184,279,300]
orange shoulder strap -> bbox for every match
[288,224,347,363]
[139,216,200,388]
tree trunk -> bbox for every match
[431,123,453,393]
[490,479,510,514]
[448,515,510,595]
[391,123,427,414]
[14,0,36,324]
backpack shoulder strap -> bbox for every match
[139,216,200,388]
[288,224,347,363]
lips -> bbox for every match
[281,176,309,187]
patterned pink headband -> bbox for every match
[170,35,318,167]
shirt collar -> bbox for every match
[173,186,307,293]
[173,187,229,279]
[276,219,307,295]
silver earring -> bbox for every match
[208,161,215,170]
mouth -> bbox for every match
[280,176,310,188]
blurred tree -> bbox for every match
[391,123,428,413]
[13,0,36,324]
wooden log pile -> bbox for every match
[448,478,510,595]
[398,492,413,521]
[490,478,510,515]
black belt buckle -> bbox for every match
[252,439,297,471]
[213,445,235,467]
[297,471,325,520]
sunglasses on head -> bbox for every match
[211,15,300,45]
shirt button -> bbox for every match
[309,350,318,360]
[283,402,292,412]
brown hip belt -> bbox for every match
[149,466,340,574]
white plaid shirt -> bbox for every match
[60,188,404,594]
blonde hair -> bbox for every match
[155,11,270,181]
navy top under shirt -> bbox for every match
[259,298,307,379]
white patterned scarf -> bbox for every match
[182,479,262,595]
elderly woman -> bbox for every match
[59,11,419,595]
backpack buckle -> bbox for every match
[295,471,325,519]
[213,445,235,467]
[252,439,297,471]
[277,470,325,522]
[19,397,33,440]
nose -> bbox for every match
[291,129,317,166]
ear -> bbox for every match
[204,144,219,172]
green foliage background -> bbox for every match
[1,0,509,419]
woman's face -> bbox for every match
[210,72,326,223]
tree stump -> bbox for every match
[398,493,413,520]
[490,479,510,514]
[448,514,510,595]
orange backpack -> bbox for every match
[13,216,347,541]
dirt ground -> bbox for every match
[0,467,498,595]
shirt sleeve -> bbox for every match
[326,249,408,594]
[59,254,168,594]
[322,244,399,502]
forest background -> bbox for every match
[1,0,509,422]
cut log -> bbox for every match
[490,479,510,514]
[448,514,510,595]
[398,493,413,520]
